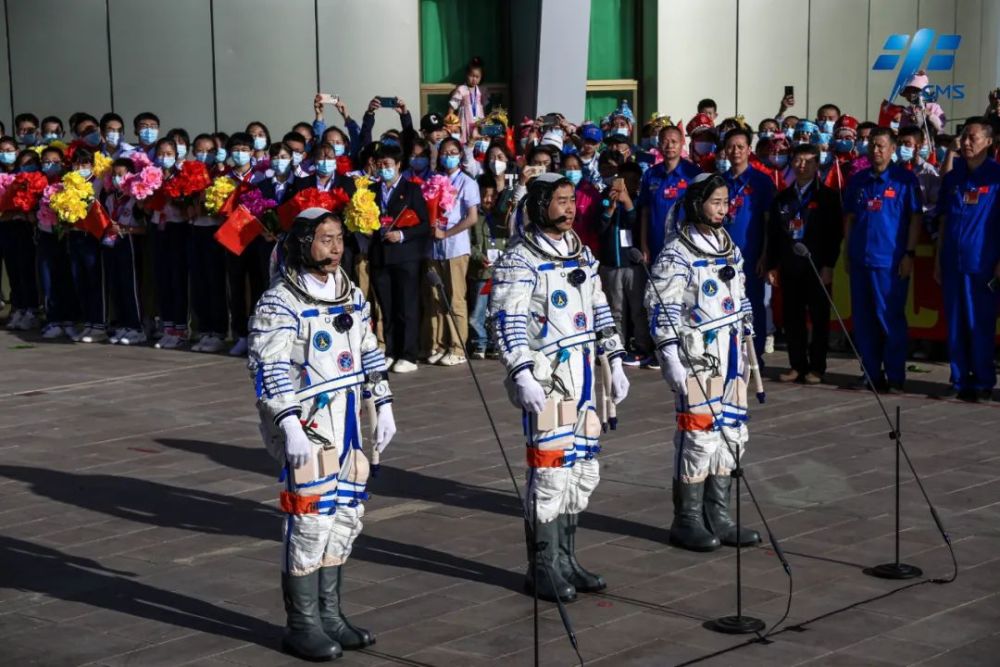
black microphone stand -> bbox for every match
[791,243,924,579]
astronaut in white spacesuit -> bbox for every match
[488,173,631,603]
[249,207,396,661]
[645,173,761,553]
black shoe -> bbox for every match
[318,566,374,650]
[525,518,577,602]
[556,513,606,593]
[885,382,905,395]
[703,474,761,547]
[669,480,721,552]
[281,572,343,661]
[975,389,994,403]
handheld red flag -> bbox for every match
[214,204,264,255]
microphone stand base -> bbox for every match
[864,562,923,580]
[705,614,766,635]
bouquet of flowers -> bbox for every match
[122,158,164,201]
[344,176,381,235]
[205,176,238,215]
[3,172,48,212]
[37,184,59,229]
[0,173,16,207]
[93,151,113,179]
[48,171,95,224]
[420,174,458,227]
[276,186,350,231]
[163,160,212,201]
[239,188,279,233]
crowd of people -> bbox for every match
[2,58,1000,398]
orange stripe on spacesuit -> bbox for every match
[526,448,566,468]
[280,490,322,515]
[677,412,715,431]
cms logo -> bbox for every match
[872,28,964,100]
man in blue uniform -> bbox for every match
[844,127,923,392]
[639,125,702,263]
[936,118,1000,401]
[722,127,777,361]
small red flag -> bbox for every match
[214,204,263,255]
[79,201,112,240]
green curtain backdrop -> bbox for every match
[420,0,507,84]
[584,90,635,124]
[587,0,637,80]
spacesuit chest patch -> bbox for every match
[551,290,569,308]
[337,351,355,372]
[701,279,719,297]
[313,331,332,352]
[573,312,588,330]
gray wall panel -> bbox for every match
[318,0,420,140]
[214,0,316,137]
[7,0,111,125]
[737,0,808,124]
[109,0,214,140]
[951,0,982,123]
[918,0,957,123]
[536,0,589,119]
[0,0,11,133]
[808,0,870,120]
[867,0,919,120]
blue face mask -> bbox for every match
[819,151,832,166]
[316,159,337,176]
[332,143,346,157]
[252,136,267,151]
[442,154,461,170]
[156,156,175,170]
[215,148,227,164]
[409,156,429,172]
[889,121,900,131]
[693,141,715,156]
[612,127,629,137]
[715,157,732,172]
[758,130,774,140]
[113,175,125,189]
[231,151,251,167]
[379,167,397,182]
[272,158,291,174]
[83,130,102,147]
[292,151,304,166]
[640,137,657,149]
[19,164,39,173]
[0,151,16,165]
[138,127,159,145]
[176,144,188,159]
[935,146,948,163]
[832,139,854,153]
[897,145,915,161]
[816,132,833,145]
[42,162,61,175]
[43,132,61,143]
[19,133,37,146]
[76,167,92,179]
[195,151,213,164]
[474,140,490,153]
[856,140,869,155]
[381,137,400,148]
[105,131,121,146]
[918,145,930,160]
[564,169,582,185]
[771,154,788,168]
[818,120,835,134]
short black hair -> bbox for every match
[477,173,497,190]
[40,145,64,161]
[697,98,717,112]
[153,137,177,155]
[375,143,404,164]
[246,121,271,144]
[857,121,878,133]
[112,157,137,174]
[870,126,897,144]
[100,112,124,131]
[71,113,99,134]
[598,149,624,167]
[282,131,307,145]
[657,124,684,142]
[227,132,253,152]
[723,127,753,147]
[963,116,995,139]
[71,147,95,165]
[817,103,841,117]
[166,128,190,145]
[133,112,160,130]
[40,116,63,130]
[757,118,778,132]
[791,143,820,158]
[14,113,38,128]
[897,125,924,141]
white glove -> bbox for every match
[374,403,397,454]
[279,416,312,469]
[513,369,547,414]
[609,357,630,405]
[659,345,688,393]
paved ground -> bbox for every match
[1,329,998,666]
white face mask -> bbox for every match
[491,159,507,176]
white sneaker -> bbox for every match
[229,337,248,356]
[437,352,467,367]
[81,328,108,343]
[18,311,39,331]
[384,356,395,370]
[41,324,65,339]
[5,310,24,330]
[427,349,446,365]
[392,359,418,373]
[198,334,226,353]
[155,329,184,349]
[118,329,147,346]
[108,328,124,344]
[73,326,91,342]
[764,334,775,355]
[471,350,486,360]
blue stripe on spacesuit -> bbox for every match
[577,348,593,410]
[340,391,359,467]
[727,332,739,380]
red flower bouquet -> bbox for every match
[3,172,49,212]
[164,161,211,200]
[276,187,350,231]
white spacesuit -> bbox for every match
[645,173,761,552]
[489,173,629,602]
[249,207,395,660]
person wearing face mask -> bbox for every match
[62,149,108,343]
[211,131,229,174]
[900,71,946,135]
[101,158,147,346]
[425,137,479,366]
[99,112,133,159]
[281,130,312,178]
[245,121,271,167]
[577,124,604,186]
[0,149,42,332]
[443,110,463,143]
[147,137,191,350]
[686,114,719,173]
[479,142,515,219]
[39,116,64,146]
[760,135,794,190]
[191,133,219,172]
[73,114,103,151]
[843,127,923,393]
[639,125,702,265]
[509,144,556,214]
[896,126,941,225]
[645,173,760,552]
[319,126,352,171]
[766,144,843,384]
[721,128,777,364]
[488,173,629,601]
[831,115,860,182]
[166,128,191,164]
[310,94,361,158]
[133,111,160,160]
[34,147,79,339]
[369,143,430,373]
[811,121,846,194]
[360,96,416,160]
[468,175,510,359]
[849,121,877,178]
[560,153,602,257]
[418,112,448,166]
[757,118,781,141]
[13,113,39,148]
[401,138,433,181]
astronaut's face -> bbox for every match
[702,185,729,226]
[309,219,344,273]
[547,183,577,232]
